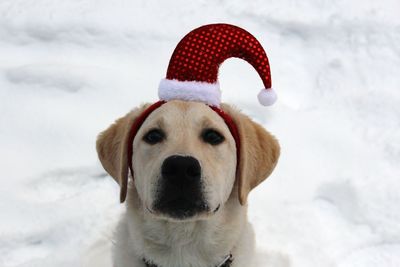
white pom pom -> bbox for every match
[257,88,277,106]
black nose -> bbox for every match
[161,155,201,185]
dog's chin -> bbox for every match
[148,199,219,222]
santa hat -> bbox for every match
[158,23,277,106]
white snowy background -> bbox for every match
[1,0,400,266]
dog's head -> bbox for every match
[96,100,279,220]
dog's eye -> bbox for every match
[143,129,165,144]
[201,129,225,145]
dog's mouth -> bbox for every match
[147,200,220,221]
[152,196,211,220]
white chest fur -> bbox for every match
[112,198,255,267]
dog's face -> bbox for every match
[97,100,279,221]
[132,101,237,220]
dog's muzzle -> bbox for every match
[152,155,209,219]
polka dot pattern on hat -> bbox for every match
[166,23,272,89]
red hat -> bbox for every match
[158,23,277,106]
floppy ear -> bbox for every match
[96,105,150,203]
[221,104,280,205]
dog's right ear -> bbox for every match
[220,104,280,205]
[96,105,150,203]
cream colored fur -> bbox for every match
[92,100,280,267]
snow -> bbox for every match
[1,0,399,266]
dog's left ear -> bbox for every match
[221,104,280,205]
[96,104,150,203]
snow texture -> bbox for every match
[1,0,400,266]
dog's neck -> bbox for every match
[143,253,233,267]
[118,188,246,267]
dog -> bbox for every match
[95,100,280,267]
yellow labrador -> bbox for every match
[96,100,280,267]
